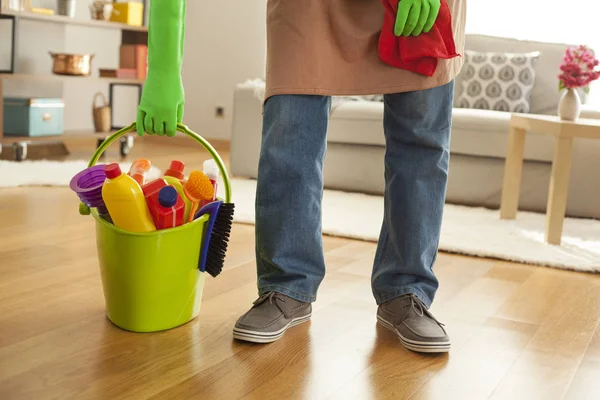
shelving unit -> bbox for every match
[0,73,144,85]
[0,4,148,158]
[0,9,148,32]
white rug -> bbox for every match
[2,162,599,272]
[226,179,600,273]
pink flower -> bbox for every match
[559,45,600,90]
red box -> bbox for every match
[119,44,148,80]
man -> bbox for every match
[138,0,466,353]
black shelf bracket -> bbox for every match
[0,14,17,74]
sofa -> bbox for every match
[230,34,600,219]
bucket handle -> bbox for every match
[79,122,232,214]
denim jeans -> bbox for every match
[255,81,454,308]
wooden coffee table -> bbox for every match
[500,113,600,245]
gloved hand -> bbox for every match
[394,0,440,37]
[137,0,186,137]
[137,74,184,137]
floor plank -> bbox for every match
[564,327,600,400]
[489,280,600,400]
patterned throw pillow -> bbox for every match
[455,50,540,113]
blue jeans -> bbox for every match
[255,81,454,308]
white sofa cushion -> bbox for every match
[328,103,557,163]
[581,104,600,119]
[451,107,511,132]
[450,108,555,162]
[328,101,386,146]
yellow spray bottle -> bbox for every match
[102,163,156,233]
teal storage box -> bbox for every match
[3,97,64,137]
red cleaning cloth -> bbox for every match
[378,0,459,77]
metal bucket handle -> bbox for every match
[78,122,232,215]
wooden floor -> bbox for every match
[1,137,600,400]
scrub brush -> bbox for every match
[183,170,215,223]
[194,200,234,277]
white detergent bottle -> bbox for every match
[203,159,220,200]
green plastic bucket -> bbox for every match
[81,123,232,333]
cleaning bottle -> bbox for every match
[164,160,185,181]
[102,163,156,233]
[163,160,192,221]
[147,186,185,230]
[127,158,152,186]
[142,178,168,201]
[183,170,215,222]
[203,159,219,201]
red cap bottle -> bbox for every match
[164,160,185,181]
[105,163,122,179]
[147,186,185,230]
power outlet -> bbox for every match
[215,106,225,118]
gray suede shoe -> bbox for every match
[377,294,450,353]
[233,292,312,343]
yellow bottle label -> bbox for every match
[102,174,156,233]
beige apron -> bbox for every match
[265,0,466,100]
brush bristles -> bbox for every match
[184,170,214,202]
[205,203,235,277]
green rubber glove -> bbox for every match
[395,0,440,37]
[137,0,186,137]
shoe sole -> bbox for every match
[377,315,451,353]
[233,313,312,344]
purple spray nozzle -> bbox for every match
[70,164,109,214]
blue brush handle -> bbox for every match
[194,200,223,272]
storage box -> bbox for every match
[3,97,64,137]
[110,2,144,27]
[119,44,148,80]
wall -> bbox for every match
[181,0,266,140]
